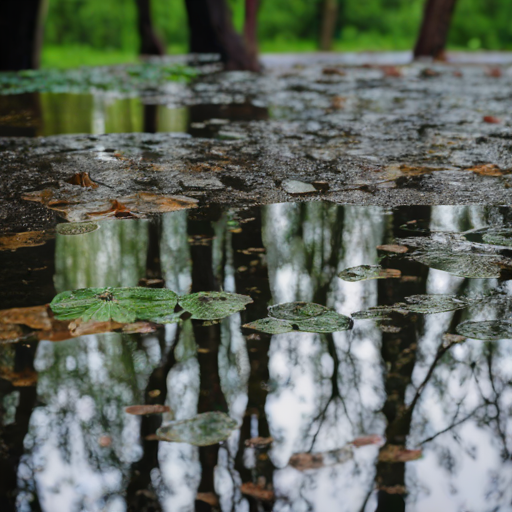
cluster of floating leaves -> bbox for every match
[243,301,353,334]
[50,287,252,324]
[0,62,198,95]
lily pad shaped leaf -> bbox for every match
[178,291,252,320]
[50,287,178,323]
[456,320,512,341]
[339,265,401,282]
[404,294,479,314]
[245,303,353,334]
[268,301,327,321]
[156,411,238,446]
[56,222,99,236]
[412,252,510,279]
[483,229,512,247]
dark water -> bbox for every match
[1,202,512,512]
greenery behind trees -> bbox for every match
[42,0,512,67]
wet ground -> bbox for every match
[1,54,512,512]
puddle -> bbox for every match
[2,202,512,511]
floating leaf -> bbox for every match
[0,305,52,330]
[412,251,510,279]
[351,435,383,447]
[240,483,275,502]
[243,317,295,334]
[178,291,252,320]
[50,287,178,323]
[289,446,353,471]
[125,405,171,415]
[339,265,401,282]
[268,301,327,321]
[245,437,274,448]
[404,294,479,314]
[0,231,53,251]
[282,179,316,194]
[57,222,99,236]
[244,306,352,334]
[352,306,406,320]
[156,411,238,446]
[483,229,512,247]
[378,445,422,462]
[377,244,409,254]
[456,320,512,340]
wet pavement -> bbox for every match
[1,54,512,512]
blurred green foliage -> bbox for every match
[41,0,512,68]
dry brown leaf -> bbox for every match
[67,172,99,189]
[121,322,158,334]
[351,434,383,447]
[245,436,274,448]
[0,324,25,343]
[98,435,112,447]
[377,485,407,495]
[322,67,345,76]
[240,482,275,502]
[0,305,52,330]
[381,66,402,77]
[288,452,324,470]
[125,404,171,415]
[1,369,38,387]
[487,67,502,78]
[377,244,409,254]
[464,164,508,176]
[378,444,422,462]
[196,493,219,507]
[378,269,402,279]
[69,319,125,337]
[483,116,501,124]
[442,333,466,344]
[331,96,346,109]
[0,231,53,251]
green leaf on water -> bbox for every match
[244,302,353,334]
[338,265,401,282]
[178,291,253,320]
[353,294,479,319]
[456,320,512,340]
[56,222,99,236]
[50,287,178,323]
[482,229,512,247]
[268,301,327,321]
[243,317,296,334]
[156,411,238,446]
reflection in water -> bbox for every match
[0,93,189,137]
[1,203,512,511]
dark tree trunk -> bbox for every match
[135,0,166,56]
[413,0,458,59]
[244,0,259,63]
[319,0,339,51]
[184,0,260,71]
[0,0,47,71]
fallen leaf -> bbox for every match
[339,265,401,282]
[381,66,402,77]
[331,96,346,109]
[487,67,502,78]
[0,231,53,251]
[483,116,501,124]
[377,244,409,254]
[196,493,219,507]
[125,404,171,415]
[69,319,125,336]
[98,435,112,447]
[464,163,507,176]
[0,305,52,330]
[378,444,422,462]
[0,324,25,343]
[245,437,274,448]
[240,483,275,502]
[322,67,345,76]
[289,446,352,470]
[351,434,383,447]
[0,369,38,387]
[66,172,99,189]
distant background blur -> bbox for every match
[42,0,511,68]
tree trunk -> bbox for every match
[135,0,166,56]
[0,0,48,71]
[413,0,458,59]
[184,0,260,71]
[244,0,259,63]
[319,0,339,51]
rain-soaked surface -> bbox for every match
[2,202,512,512]
[2,54,512,512]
